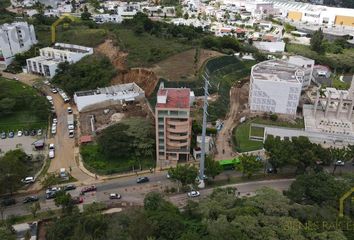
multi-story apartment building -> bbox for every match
[249,58,309,115]
[0,22,37,69]
[26,43,93,78]
[155,88,192,168]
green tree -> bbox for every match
[0,150,29,195]
[168,164,198,190]
[183,12,189,20]
[236,154,263,178]
[310,28,324,53]
[27,202,41,218]
[81,10,91,20]
[205,155,222,179]
[54,191,75,215]
[41,173,58,189]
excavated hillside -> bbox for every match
[95,39,159,97]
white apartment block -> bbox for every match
[0,22,37,69]
[26,43,93,78]
[249,58,309,115]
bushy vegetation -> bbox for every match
[44,172,354,240]
[0,0,16,25]
[52,54,117,96]
[0,78,50,131]
[81,118,155,175]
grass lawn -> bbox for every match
[111,27,192,67]
[233,117,304,152]
[0,78,50,132]
[81,144,154,175]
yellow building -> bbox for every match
[287,11,302,21]
[335,15,354,27]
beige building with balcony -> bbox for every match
[155,88,192,168]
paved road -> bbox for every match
[2,171,294,218]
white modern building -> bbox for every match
[74,83,145,112]
[249,58,308,115]
[93,14,123,24]
[26,43,93,78]
[253,41,285,53]
[0,22,37,69]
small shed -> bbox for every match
[80,135,93,144]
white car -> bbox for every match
[22,176,35,184]
[51,127,56,134]
[17,130,23,137]
[69,129,74,138]
[46,187,61,195]
[67,107,73,114]
[49,150,55,159]
[109,193,122,199]
[53,118,58,124]
[335,160,345,166]
[51,88,58,93]
[68,124,74,130]
[187,191,200,198]
[49,143,55,150]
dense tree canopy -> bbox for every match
[52,54,117,96]
[310,29,324,53]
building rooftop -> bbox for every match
[252,59,305,83]
[156,88,190,109]
[75,83,144,97]
[41,43,93,54]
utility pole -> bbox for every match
[198,71,210,189]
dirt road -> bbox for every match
[214,83,249,160]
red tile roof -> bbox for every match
[156,88,190,109]
[80,135,93,144]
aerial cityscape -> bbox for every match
[0,0,353,239]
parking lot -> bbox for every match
[0,133,47,156]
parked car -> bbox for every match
[64,184,76,191]
[187,191,200,198]
[8,131,14,138]
[335,160,345,166]
[22,176,35,184]
[17,130,23,137]
[53,118,58,124]
[23,130,29,136]
[46,191,57,199]
[49,150,55,159]
[109,193,121,199]
[67,107,73,114]
[46,187,61,195]
[51,88,58,93]
[1,198,16,206]
[30,129,36,136]
[1,132,6,139]
[51,126,56,134]
[80,185,97,194]
[136,177,149,184]
[72,196,83,204]
[69,130,74,138]
[49,143,55,150]
[37,129,42,136]
[23,196,39,204]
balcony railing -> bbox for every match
[167,140,188,148]
[166,119,189,126]
[167,134,188,140]
[167,126,189,133]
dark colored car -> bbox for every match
[23,196,39,204]
[64,184,76,191]
[23,130,29,136]
[1,132,6,139]
[30,130,36,136]
[1,198,16,206]
[136,177,149,184]
[8,131,14,138]
[80,185,97,194]
[46,191,57,199]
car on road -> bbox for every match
[80,185,97,194]
[136,177,149,183]
[72,196,83,204]
[8,131,14,138]
[64,184,76,191]
[1,198,16,206]
[53,118,58,124]
[335,160,345,166]
[68,124,74,130]
[49,149,55,159]
[49,143,55,150]
[17,130,23,137]
[51,126,56,134]
[187,191,200,198]
[46,187,61,195]
[109,193,122,199]
[22,176,35,184]
[51,88,58,93]
[69,129,74,138]
[1,132,6,139]
[67,107,73,114]
[46,191,57,199]
[23,196,39,204]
